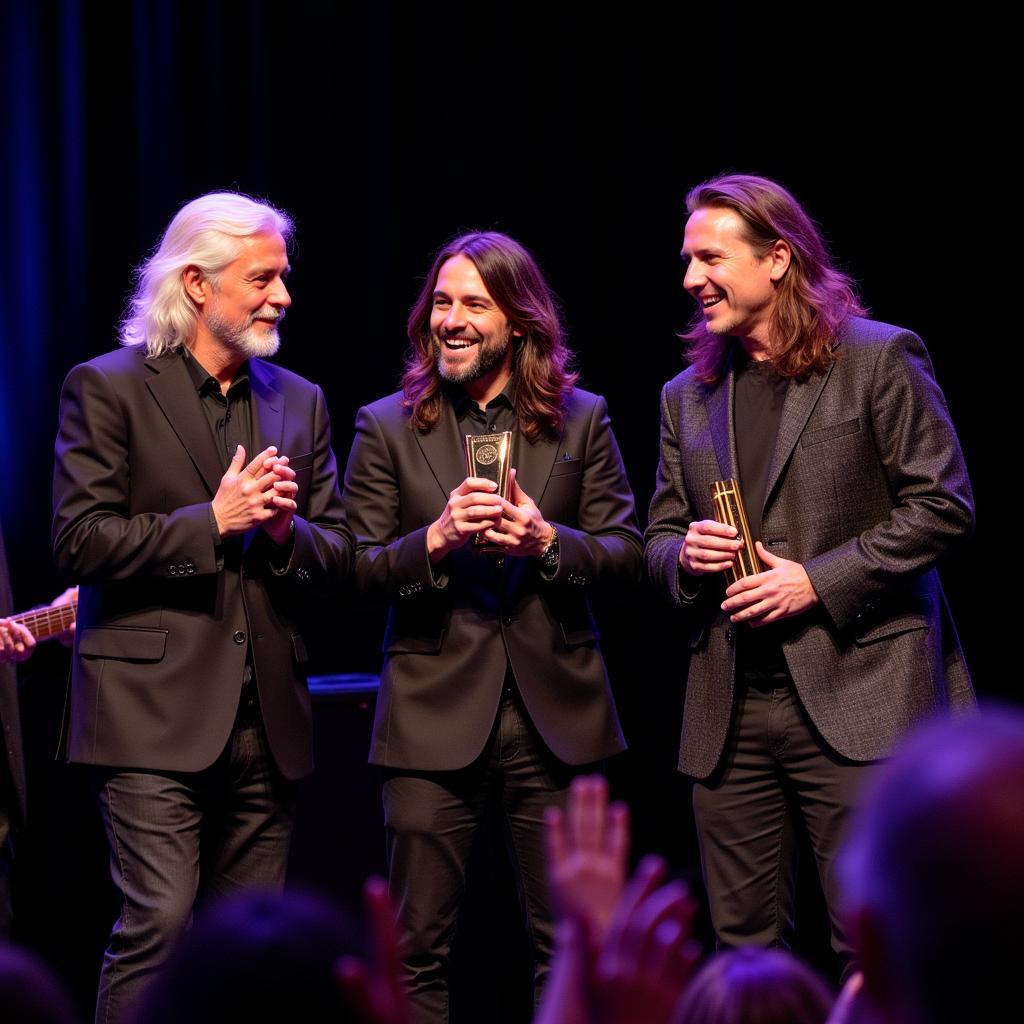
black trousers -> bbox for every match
[692,679,870,966]
[383,692,583,1024]
[90,686,294,1024]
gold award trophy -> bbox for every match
[711,478,764,585]
[465,431,513,550]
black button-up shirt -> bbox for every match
[182,349,253,472]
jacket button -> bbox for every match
[233,631,247,644]
[726,626,736,643]
[186,564,195,575]
[501,615,513,626]
[169,565,178,576]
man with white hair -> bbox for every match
[52,192,352,1021]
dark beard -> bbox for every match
[432,327,512,385]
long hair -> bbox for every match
[681,174,865,384]
[402,232,577,441]
[120,192,294,357]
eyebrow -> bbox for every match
[433,291,494,304]
[249,265,291,277]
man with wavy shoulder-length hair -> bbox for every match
[645,174,974,969]
[343,231,642,1021]
[53,192,352,1022]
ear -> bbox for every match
[182,265,210,306]
[510,323,525,339]
[768,238,791,282]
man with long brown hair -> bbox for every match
[645,174,974,968]
[343,231,641,1021]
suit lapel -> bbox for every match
[708,344,738,484]
[761,355,836,516]
[415,397,470,501]
[249,359,285,456]
[145,353,223,496]
[514,427,561,506]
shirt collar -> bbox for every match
[182,348,250,397]
[447,376,516,419]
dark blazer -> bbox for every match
[342,387,642,771]
[52,347,352,781]
[0,526,27,826]
[645,318,975,779]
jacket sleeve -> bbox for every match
[802,329,974,631]
[52,361,220,583]
[542,395,643,593]
[644,378,704,608]
[274,383,354,595]
[342,404,444,601]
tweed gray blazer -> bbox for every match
[645,318,975,779]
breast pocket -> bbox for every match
[800,418,861,448]
[543,458,583,519]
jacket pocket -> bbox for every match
[854,612,929,645]
[560,621,597,646]
[549,458,583,478]
[382,604,447,654]
[78,626,168,662]
[801,418,861,447]
[288,451,315,473]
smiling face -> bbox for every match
[197,230,292,362]
[681,206,790,358]
[429,254,521,401]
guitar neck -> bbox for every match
[11,600,78,641]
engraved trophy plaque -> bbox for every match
[465,431,513,550]
[711,478,763,585]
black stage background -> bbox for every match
[0,4,1005,1019]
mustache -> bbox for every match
[251,307,286,325]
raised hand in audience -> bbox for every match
[337,877,411,1024]
[545,774,630,947]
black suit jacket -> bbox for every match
[646,318,975,779]
[52,347,353,781]
[342,387,642,770]
[0,525,27,827]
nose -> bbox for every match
[270,278,291,309]
[443,302,467,331]
[683,259,705,293]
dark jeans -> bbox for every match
[692,680,869,965]
[90,688,294,1024]
[383,692,584,1024]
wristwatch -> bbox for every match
[540,524,559,571]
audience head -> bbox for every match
[129,888,362,1024]
[840,707,1024,1024]
[0,942,78,1024]
[672,947,832,1024]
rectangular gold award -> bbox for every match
[465,432,513,549]
[711,478,763,585]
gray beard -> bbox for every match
[207,310,282,359]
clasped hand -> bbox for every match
[427,468,552,563]
[211,445,298,545]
